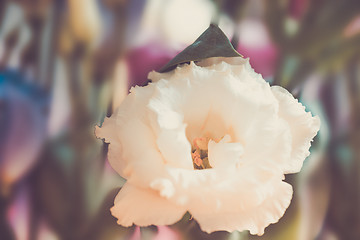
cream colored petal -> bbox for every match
[95,114,125,176]
[191,180,293,235]
[271,86,321,173]
[164,165,292,235]
[156,126,194,169]
[118,118,166,186]
[97,84,168,184]
[240,116,292,174]
[96,112,165,184]
[95,115,117,143]
[208,135,244,169]
[111,183,186,227]
[165,166,285,215]
[148,82,194,170]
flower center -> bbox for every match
[191,137,220,170]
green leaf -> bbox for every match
[159,24,242,73]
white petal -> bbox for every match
[240,116,292,174]
[271,86,321,173]
[95,116,117,143]
[95,114,125,176]
[118,118,165,186]
[97,84,168,184]
[208,135,244,170]
[148,81,194,170]
[111,183,186,227]
[156,126,194,169]
[191,180,293,235]
[163,166,292,235]
[165,166,286,215]
[150,178,176,199]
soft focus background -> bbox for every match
[0,0,359,239]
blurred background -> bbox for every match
[0,0,359,239]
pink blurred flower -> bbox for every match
[154,226,180,240]
[6,185,30,240]
[129,226,141,240]
[129,226,180,240]
[344,15,360,38]
[125,42,177,88]
[110,43,177,110]
[37,220,59,240]
[289,0,309,19]
[236,20,278,78]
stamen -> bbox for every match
[191,137,214,170]
[192,150,203,167]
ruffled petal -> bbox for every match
[156,126,193,169]
[162,165,291,235]
[208,135,244,170]
[240,116,292,174]
[95,115,118,144]
[97,84,169,184]
[165,165,286,216]
[111,183,186,227]
[148,81,194,170]
[95,115,125,176]
[271,86,321,173]
[191,180,293,235]
[118,118,166,186]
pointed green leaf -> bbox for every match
[159,24,242,73]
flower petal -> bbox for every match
[95,115,126,176]
[156,126,193,169]
[240,116,292,174]
[111,183,186,227]
[96,85,167,184]
[165,166,286,216]
[271,86,321,173]
[95,115,118,144]
[148,82,193,170]
[208,135,244,170]
[118,118,166,186]
[191,180,293,235]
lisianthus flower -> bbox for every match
[96,57,320,235]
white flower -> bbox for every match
[95,57,320,235]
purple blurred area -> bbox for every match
[0,0,359,239]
